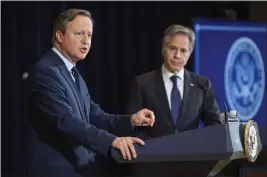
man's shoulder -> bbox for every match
[34,49,62,72]
[186,70,210,84]
[30,49,60,78]
[135,70,158,82]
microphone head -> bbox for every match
[22,72,29,80]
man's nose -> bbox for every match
[82,35,90,44]
[174,50,181,59]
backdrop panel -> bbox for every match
[193,19,266,127]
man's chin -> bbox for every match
[170,66,183,72]
[78,55,87,60]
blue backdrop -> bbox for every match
[193,19,266,127]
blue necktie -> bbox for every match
[170,75,181,124]
[71,66,81,94]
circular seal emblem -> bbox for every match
[224,37,265,121]
[244,120,259,162]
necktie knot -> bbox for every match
[72,66,78,76]
[170,75,178,85]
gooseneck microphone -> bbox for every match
[190,83,229,123]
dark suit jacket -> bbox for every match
[26,49,132,177]
[122,68,222,177]
[126,68,222,139]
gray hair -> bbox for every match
[162,24,195,52]
[52,8,93,45]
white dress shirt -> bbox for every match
[161,64,184,109]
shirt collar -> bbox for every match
[52,47,75,72]
[161,64,184,82]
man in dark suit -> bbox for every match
[124,24,222,177]
[26,9,155,177]
[126,24,222,139]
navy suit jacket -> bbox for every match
[26,49,132,177]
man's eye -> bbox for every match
[75,32,82,36]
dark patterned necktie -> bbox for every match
[71,66,81,94]
[170,75,182,124]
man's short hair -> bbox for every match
[52,8,93,44]
[162,24,195,52]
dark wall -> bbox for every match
[1,1,249,175]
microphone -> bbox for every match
[22,72,29,81]
[190,83,229,123]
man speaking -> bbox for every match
[26,8,155,177]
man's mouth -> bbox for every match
[80,47,88,53]
[171,61,181,65]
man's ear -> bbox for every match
[55,31,63,44]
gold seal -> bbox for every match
[244,120,259,162]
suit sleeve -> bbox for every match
[201,79,222,126]
[89,100,133,136]
[89,77,142,136]
[31,66,116,157]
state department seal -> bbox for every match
[244,120,260,162]
[224,37,265,121]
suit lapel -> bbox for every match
[75,70,90,122]
[177,69,192,127]
[52,54,87,121]
[154,70,175,128]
